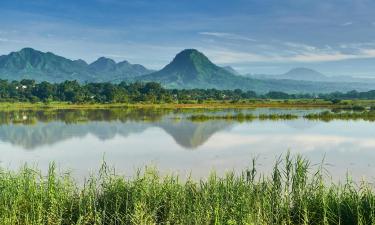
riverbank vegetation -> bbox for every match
[1,155,374,224]
[189,113,298,122]
[304,110,375,121]
[2,80,375,107]
[3,107,375,125]
[188,109,375,122]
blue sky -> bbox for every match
[1,0,375,76]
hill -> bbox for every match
[139,49,250,89]
[137,49,375,93]
[1,48,375,93]
[88,57,153,82]
[280,68,328,81]
[0,48,153,82]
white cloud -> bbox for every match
[200,43,375,64]
[289,52,354,62]
[95,53,130,59]
[283,42,318,52]
[204,133,375,152]
[341,22,353,26]
[0,37,27,43]
[199,32,256,42]
[201,49,268,64]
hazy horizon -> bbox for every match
[1,0,375,76]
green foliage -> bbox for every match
[304,110,375,121]
[2,79,375,104]
[0,156,375,224]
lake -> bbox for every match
[0,108,374,181]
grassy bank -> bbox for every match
[0,99,357,110]
[1,156,374,225]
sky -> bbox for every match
[1,0,375,76]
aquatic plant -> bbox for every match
[189,113,298,122]
[0,155,374,224]
[304,110,375,121]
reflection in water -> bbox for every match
[0,108,320,149]
[0,120,232,150]
[155,120,233,149]
[0,108,374,181]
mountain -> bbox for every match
[88,57,153,82]
[138,49,264,89]
[0,48,153,82]
[1,48,375,93]
[0,48,91,82]
[247,68,375,84]
[246,68,328,82]
[137,49,375,93]
[139,49,236,88]
[280,68,328,81]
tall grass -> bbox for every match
[0,155,375,224]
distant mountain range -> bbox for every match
[0,48,153,83]
[0,48,375,93]
[247,67,375,83]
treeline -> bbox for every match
[1,79,375,103]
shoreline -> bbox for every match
[0,100,355,110]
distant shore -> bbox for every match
[1,99,373,110]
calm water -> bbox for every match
[0,108,374,181]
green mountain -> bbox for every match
[139,49,256,89]
[0,48,92,82]
[0,48,153,82]
[137,49,375,93]
[1,48,375,93]
[88,57,153,82]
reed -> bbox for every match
[0,155,374,224]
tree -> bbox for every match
[33,81,56,101]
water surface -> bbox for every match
[0,108,374,181]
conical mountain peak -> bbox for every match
[171,49,213,67]
[139,49,236,87]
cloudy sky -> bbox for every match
[1,0,375,76]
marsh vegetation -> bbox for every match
[1,155,374,225]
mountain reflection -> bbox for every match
[0,109,233,150]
